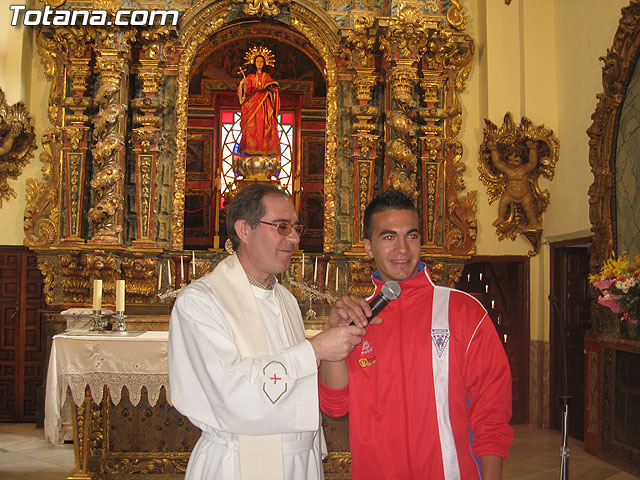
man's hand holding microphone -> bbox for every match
[308,282,400,364]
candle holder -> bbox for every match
[89,309,109,331]
[113,311,127,332]
[173,254,192,289]
[289,279,337,321]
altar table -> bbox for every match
[44,331,199,479]
[44,331,351,479]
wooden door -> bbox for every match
[0,246,45,422]
[550,243,590,440]
[456,257,530,424]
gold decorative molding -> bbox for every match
[479,112,559,255]
[173,11,227,250]
[0,87,37,207]
[383,4,430,61]
[232,0,291,17]
[121,254,157,302]
[341,16,376,67]
[24,127,60,246]
[290,10,339,252]
[446,0,468,31]
[37,260,56,306]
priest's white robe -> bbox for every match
[168,255,324,480]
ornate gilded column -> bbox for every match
[56,28,94,245]
[417,28,451,249]
[342,16,380,251]
[130,27,172,248]
[380,5,431,201]
[88,29,134,245]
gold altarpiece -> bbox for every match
[27,0,476,478]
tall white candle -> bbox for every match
[166,259,171,286]
[335,267,339,292]
[180,255,184,280]
[158,264,162,290]
[325,262,329,287]
[115,280,125,312]
[301,253,305,277]
[192,251,196,277]
[314,257,318,283]
[92,279,102,311]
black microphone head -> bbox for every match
[548,293,557,304]
[381,281,401,301]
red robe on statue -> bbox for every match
[238,72,281,156]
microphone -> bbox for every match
[368,281,402,318]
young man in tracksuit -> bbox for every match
[320,190,513,480]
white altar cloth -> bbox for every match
[44,331,170,445]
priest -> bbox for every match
[168,183,368,480]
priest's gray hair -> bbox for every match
[226,183,289,251]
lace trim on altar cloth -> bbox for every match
[60,372,171,407]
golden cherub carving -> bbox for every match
[479,113,558,253]
[0,87,37,207]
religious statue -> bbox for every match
[237,46,281,158]
[0,87,36,207]
[479,113,559,255]
[486,138,540,229]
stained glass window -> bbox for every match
[220,111,294,196]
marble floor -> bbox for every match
[0,422,638,479]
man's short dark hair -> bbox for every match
[225,183,289,250]
[363,189,418,240]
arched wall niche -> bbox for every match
[181,20,329,250]
[587,0,640,333]
[172,1,340,251]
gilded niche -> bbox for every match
[0,87,37,207]
[479,112,559,255]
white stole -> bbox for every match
[204,254,305,480]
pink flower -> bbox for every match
[594,279,616,290]
[598,292,624,314]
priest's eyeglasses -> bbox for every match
[259,221,305,236]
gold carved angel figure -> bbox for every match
[486,138,540,229]
[0,87,36,206]
[479,113,559,241]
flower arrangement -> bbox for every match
[589,253,640,338]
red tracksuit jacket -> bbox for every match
[319,266,513,479]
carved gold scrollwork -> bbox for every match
[121,254,157,302]
[37,260,56,306]
[232,0,291,17]
[446,0,468,31]
[347,258,377,298]
[353,73,376,104]
[479,112,559,255]
[420,72,446,104]
[389,65,417,106]
[24,127,60,246]
[0,87,37,207]
[88,33,132,244]
[341,16,376,67]
[385,4,431,60]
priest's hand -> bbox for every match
[328,295,383,329]
[310,325,365,362]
